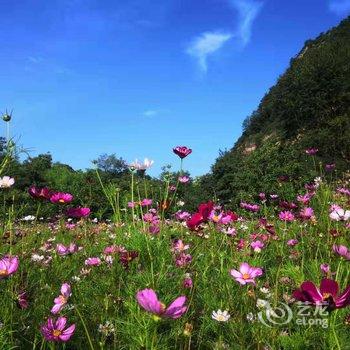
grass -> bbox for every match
[0,169,350,350]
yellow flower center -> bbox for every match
[242,273,251,280]
[59,199,65,203]
[0,269,7,276]
[53,330,61,337]
[323,293,331,300]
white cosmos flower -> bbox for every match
[0,176,15,188]
[212,309,230,322]
[330,208,350,221]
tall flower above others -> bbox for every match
[173,146,192,159]
[136,288,187,319]
[293,279,350,311]
[41,317,75,342]
[50,192,74,204]
[230,262,263,285]
[0,176,15,188]
[0,256,19,279]
[129,158,154,171]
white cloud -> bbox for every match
[186,31,233,73]
[329,0,350,15]
[229,0,263,46]
[143,110,158,117]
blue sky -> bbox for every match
[0,0,349,177]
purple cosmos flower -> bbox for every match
[141,198,153,206]
[41,317,75,342]
[293,279,350,310]
[299,207,314,220]
[325,164,335,171]
[17,290,29,309]
[51,283,71,314]
[136,288,187,319]
[240,202,260,212]
[320,264,330,275]
[230,262,263,285]
[0,256,19,279]
[287,239,298,247]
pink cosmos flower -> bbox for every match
[50,192,73,204]
[293,279,350,310]
[0,176,15,188]
[182,276,193,289]
[175,211,191,221]
[320,264,330,275]
[173,146,192,159]
[66,207,90,218]
[103,245,126,255]
[0,256,19,279]
[17,290,29,309]
[51,283,71,314]
[136,288,187,319]
[178,176,190,184]
[171,239,189,253]
[297,193,312,205]
[41,317,75,342]
[85,257,101,266]
[175,253,192,267]
[230,262,263,285]
[128,201,136,208]
[305,148,318,155]
[332,244,350,260]
[141,198,152,206]
[337,188,350,197]
[287,239,298,247]
[299,207,314,220]
[251,240,264,252]
[278,211,295,222]
[240,201,260,212]
[56,243,81,256]
[259,192,266,201]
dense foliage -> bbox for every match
[206,17,350,204]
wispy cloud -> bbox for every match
[143,110,159,117]
[328,0,350,16]
[186,31,233,73]
[228,0,263,46]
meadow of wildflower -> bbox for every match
[0,139,350,350]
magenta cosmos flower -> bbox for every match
[0,256,19,279]
[41,317,75,342]
[85,257,101,266]
[230,262,263,285]
[173,146,192,159]
[278,211,295,222]
[136,288,187,319]
[50,192,73,204]
[178,176,190,184]
[66,207,90,218]
[293,279,350,310]
[51,283,71,314]
[28,186,52,200]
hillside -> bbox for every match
[205,16,350,203]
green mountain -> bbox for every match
[205,17,350,203]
